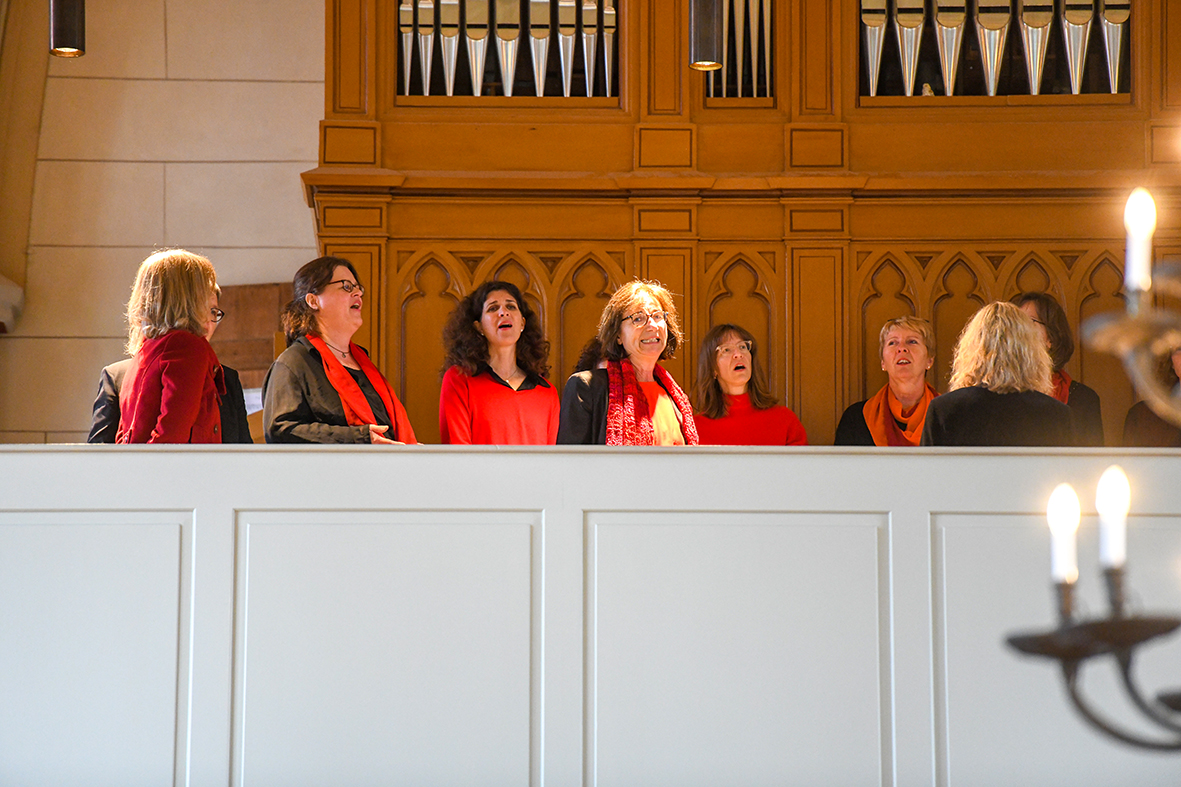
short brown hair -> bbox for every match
[281,256,360,344]
[125,249,217,354]
[596,280,683,362]
[949,301,1052,395]
[693,324,778,418]
[878,315,936,362]
[1010,291,1073,372]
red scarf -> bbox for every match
[863,382,938,447]
[605,359,698,446]
[307,335,417,443]
[1050,370,1072,404]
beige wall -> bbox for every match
[0,0,324,442]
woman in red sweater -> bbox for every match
[692,324,808,445]
[439,280,560,444]
[116,249,226,443]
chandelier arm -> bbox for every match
[1123,345,1181,428]
[1063,662,1181,751]
[1116,652,1181,734]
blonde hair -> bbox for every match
[878,315,936,361]
[948,301,1052,395]
[126,249,217,354]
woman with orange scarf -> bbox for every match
[835,316,938,446]
[264,256,416,444]
[557,280,698,446]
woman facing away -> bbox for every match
[116,249,226,444]
[557,279,698,446]
[263,256,416,444]
[920,301,1074,447]
[438,280,560,444]
[1011,291,1104,446]
[692,323,807,445]
[835,316,938,447]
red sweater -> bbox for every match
[117,330,225,444]
[439,366,560,445]
[694,393,808,446]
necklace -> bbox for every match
[322,339,351,358]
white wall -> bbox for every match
[1,446,1179,786]
[0,0,323,442]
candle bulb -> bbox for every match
[1047,483,1081,584]
[1096,465,1130,569]
[1123,187,1157,294]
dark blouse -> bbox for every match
[920,386,1074,447]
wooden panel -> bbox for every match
[790,208,844,232]
[647,0,681,115]
[332,0,370,114]
[789,128,844,168]
[1151,125,1181,164]
[322,122,379,165]
[636,209,693,233]
[793,248,842,443]
[797,0,834,115]
[1167,0,1181,110]
[323,206,384,230]
[642,247,691,387]
[637,127,694,168]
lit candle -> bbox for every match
[1047,483,1081,584]
[1123,187,1157,293]
[1096,465,1130,569]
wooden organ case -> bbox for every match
[302,0,1181,445]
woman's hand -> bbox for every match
[368,424,403,444]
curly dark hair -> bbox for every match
[1010,291,1074,372]
[596,279,683,362]
[281,256,360,345]
[693,324,778,419]
[441,280,551,379]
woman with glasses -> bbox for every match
[90,283,251,443]
[438,280,560,444]
[1011,291,1104,446]
[692,324,807,445]
[836,316,938,446]
[263,256,416,444]
[115,249,227,443]
[557,279,698,445]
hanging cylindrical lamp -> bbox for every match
[50,0,86,57]
[689,0,722,71]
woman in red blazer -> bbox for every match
[116,249,225,444]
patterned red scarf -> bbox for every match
[605,358,699,446]
[1050,370,1072,404]
[307,335,417,443]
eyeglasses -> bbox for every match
[716,341,751,359]
[328,279,365,296]
[210,308,225,323]
[624,309,668,328]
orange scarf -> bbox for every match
[307,335,417,443]
[1050,370,1071,404]
[862,383,938,447]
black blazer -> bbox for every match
[920,386,1074,447]
[88,358,253,444]
[557,370,611,445]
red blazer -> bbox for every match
[116,330,225,444]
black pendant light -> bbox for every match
[688,0,722,71]
[50,0,85,57]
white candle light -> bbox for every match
[1123,187,1157,293]
[1047,483,1081,584]
[1096,465,1131,569]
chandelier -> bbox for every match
[1007,189,1181,751]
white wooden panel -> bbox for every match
[0,513,188,787]
[588,512,887,786]
[232,511,540,787]
[937,513,1181,787]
